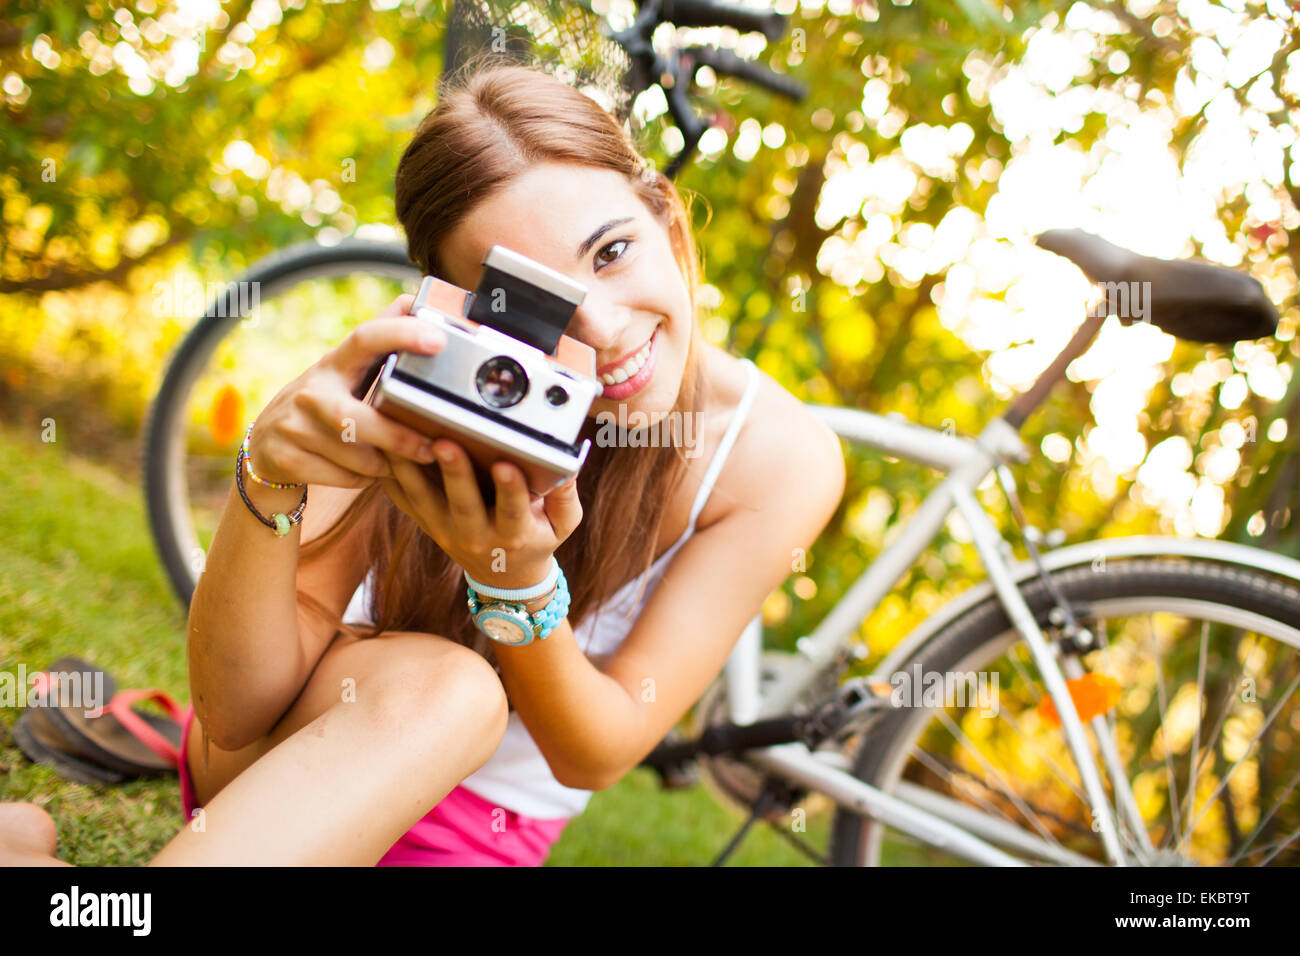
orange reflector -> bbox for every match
[210,385,244,446]
[1037,672,1122,726]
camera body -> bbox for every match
[362,245,602,499]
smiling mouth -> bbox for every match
[596,325,658,385]
[595,325,660,400]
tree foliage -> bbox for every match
[1,0,1296,657]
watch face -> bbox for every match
[477,606,532,645]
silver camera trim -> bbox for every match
[393,304,599,439]
[368,351,593,479]
[362,253,604,492]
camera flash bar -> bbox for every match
[466,245,587,355]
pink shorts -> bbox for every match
[178,703,568,866]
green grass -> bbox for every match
[0,422,841,866]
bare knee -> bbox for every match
[0,802,59,857]
[358,638,508,762]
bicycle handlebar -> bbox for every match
[683,45,807,101]
[580,0,804,177]
[659,0,788,41]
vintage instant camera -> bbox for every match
[362,245,603,501]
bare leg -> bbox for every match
[0,803,70,866]
[1,631,508,866]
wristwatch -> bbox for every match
[465,565,570,646]
[468,600,538,646]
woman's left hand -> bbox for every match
[378,438,582,589]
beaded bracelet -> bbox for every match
[466,565,570,641]
[530,570,571,639]
[235,443,308,536]
[241,422,306,489]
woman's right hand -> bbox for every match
[244,294,447,489]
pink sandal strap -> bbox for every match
[103,689,185,767]
[30,670,53,699]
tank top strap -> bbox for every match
[686,357,760,532]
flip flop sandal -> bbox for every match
[24,656,116,709]
[44,688,185,779]
[10,657,126,785]
[12,707,128,785]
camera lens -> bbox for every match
[545,385,569,407]
[475,356,528,408]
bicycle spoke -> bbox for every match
[1171,677,1239,849]
[1096,618,1128,818]
[1068,617,1158,859]
[1181,619,1210,850]
[933,709,1065,849]
[1228,762,1300,864]
[1176,665,1300,853]
[1084,710,1159,862]
[1147,613,1184,842]
[908,745,1028,833]
[1007,649,1042,706]
[837,558,1300,867]
[995,705,1089,805]
[905,747,1105,854]
[1111,804,1153,861]
[1251,825,1300,866]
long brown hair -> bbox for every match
[296,56,712,699]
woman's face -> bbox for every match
[435,161,693,424]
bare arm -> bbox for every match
[493,397,846,789]
[186,296,448,750]
[186,482,371,751]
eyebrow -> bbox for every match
[577,216,635,259]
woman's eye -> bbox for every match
[595,239,630,269]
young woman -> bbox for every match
[0,61,844,866]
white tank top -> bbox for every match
[342,357,763,818]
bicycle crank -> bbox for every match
[690,650,869,821]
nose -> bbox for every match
[565,291,632,354]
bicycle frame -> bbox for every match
[723,404,1117,865]
[717,383,1300,864]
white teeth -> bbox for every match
[599,332,654,385]
[623,350,647,375]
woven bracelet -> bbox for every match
[241,422,306,489]
[235,444,308,536]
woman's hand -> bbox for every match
[244,294,448,489]
[379,440,583,590]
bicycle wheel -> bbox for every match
[143,239,422,607]
[829,557,1300,866]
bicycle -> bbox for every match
[643,228,1296,867]
[141,0,1299,866]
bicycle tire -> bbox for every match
[143,239,421,607]
[828,556,1300,866]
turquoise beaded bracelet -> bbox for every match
[466,564,570,641]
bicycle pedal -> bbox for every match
[803,678,895,745]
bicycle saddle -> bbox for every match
[1035,229,1278,343]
